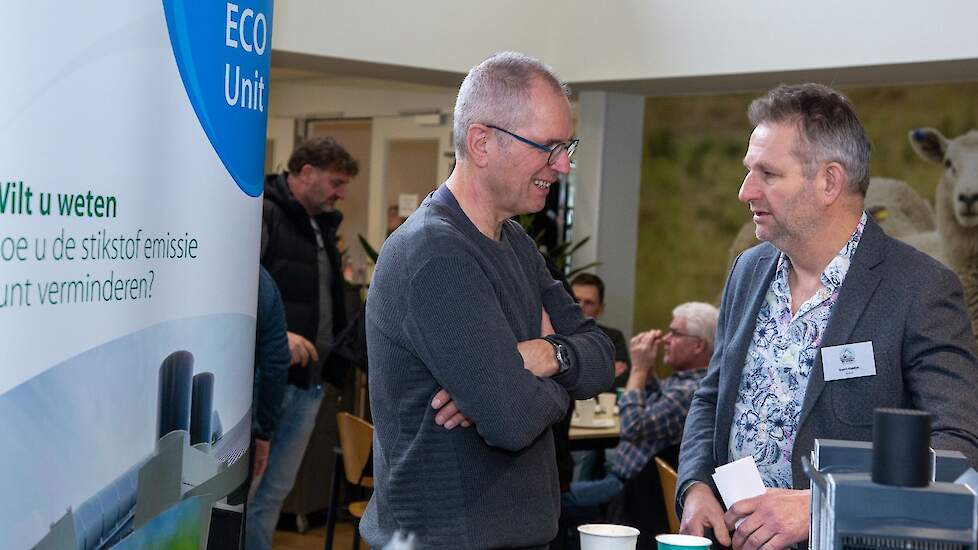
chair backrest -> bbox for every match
[336,412,374,489]
[654,456,680,534]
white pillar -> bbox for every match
[572,91,644,338]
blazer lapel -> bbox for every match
[798,219,885,425]
[716,248,779,464]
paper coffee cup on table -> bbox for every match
[578,523,639,550]
[598,392,617,414]
[576,398,597,424]
[655,534,712,549]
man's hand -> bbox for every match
[626,329,663,390]
[724,489,810,550]
[520,305,560,377]
[629,329,664,371]
[680,483,731,547]
[286,331,318,367]
[518,339,559,377]
[252,438,270,480]
[614,360,628,378]
[431,388,473,430]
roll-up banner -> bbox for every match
[0,1,272,548]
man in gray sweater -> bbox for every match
[361,52,615,548]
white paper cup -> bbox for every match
[578,523,640,550]
[576,398,597,424]
[598,392,617,414]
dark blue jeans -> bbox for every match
[245,383,325,549]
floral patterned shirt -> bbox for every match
[728,213,867,487]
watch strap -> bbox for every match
[542,335,570,374]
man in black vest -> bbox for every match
[246,137,357,549]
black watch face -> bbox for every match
[556,344,569,370]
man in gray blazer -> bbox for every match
[677,83,978,550]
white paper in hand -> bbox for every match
[711,455,766,509]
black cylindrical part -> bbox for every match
[190,372,215,445]
[872,407,932,487]
[157,350,194,439]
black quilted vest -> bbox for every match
[261,173,348,388]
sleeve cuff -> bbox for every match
[618,388,645,408]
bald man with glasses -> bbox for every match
[361,52,614,549]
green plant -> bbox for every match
[358,234,379,263]
[517,214,599,279]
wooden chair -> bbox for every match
[605,445,680,549]
[324,412,374,550]
[654,456,680,534]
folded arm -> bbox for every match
[405,255,570,452]
[535,266,615,398]
[433,306,562,428]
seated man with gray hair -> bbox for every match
[562,302,719,514]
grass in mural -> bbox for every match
[633,82,978,344]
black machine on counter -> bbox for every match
[804,409,978,550]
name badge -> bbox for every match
[821,341,877,381]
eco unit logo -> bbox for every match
[162,0,273,197]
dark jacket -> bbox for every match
[253,265,290,440]
[261,172,349,388]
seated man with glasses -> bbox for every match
[561,302,719,522]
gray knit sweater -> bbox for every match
[361,185,614,548]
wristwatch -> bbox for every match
[542,335,570,375]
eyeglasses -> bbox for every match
[666,329,700,340]
[487,125,579,167]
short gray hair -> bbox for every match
[748,83,872,196]
[672,302,720,353]
[453,51,569,161]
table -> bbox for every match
[568,411,620,451]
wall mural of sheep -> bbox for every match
[906,128,978,340]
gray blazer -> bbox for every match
[677,216,978,512]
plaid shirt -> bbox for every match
[610,367,708,479]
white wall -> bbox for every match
[272,1,978,86]
[560,1,978,83]
[271,1,543,75]
[265,116,295,173]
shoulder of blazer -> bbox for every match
[728,241,779,286]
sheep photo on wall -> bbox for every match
[906,128,978,341]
